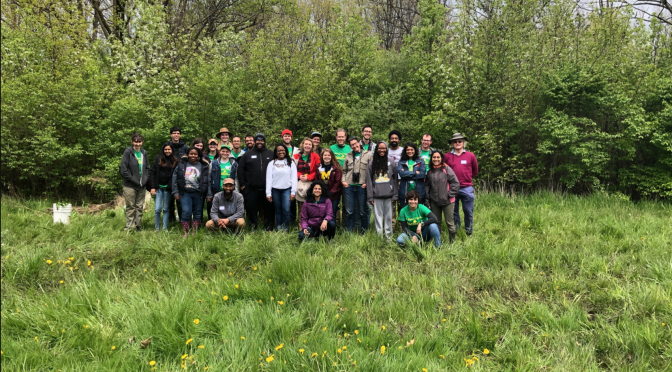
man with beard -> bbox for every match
[206,178,246,233]
[360,125,376,153]
[230,136,244,159]
[243,134,255,152]
[237,133,275,231]
[387,130,403,166]
[281,129,300,159]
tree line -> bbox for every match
[1,0,671,201]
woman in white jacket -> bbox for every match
[266,144,298,231]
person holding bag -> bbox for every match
[366,141,398,239]
[425,150,460,243]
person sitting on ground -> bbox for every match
[172,147,212,238]
[396,190,441,247]
[299,180,336,242]
[206,178,245,233]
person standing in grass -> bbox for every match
[329,129,351,167]
[266,144,297,232]
[398,142,426,209]
[206,139,219,162]
[319,148,342,222]
[172,147,212,237]
[167,126,188,222]
[238,133,275,231]
[206,178,245,233]
[367,141,398,239]
[396,190,441,247]
[230,136,244,160]
[120,133,149,232]
[342,136,373,233]
[293,138,321,218]
[210,146,238,221]
[299,180,336,242]
[149,143,178,231]
[425,150,459,243]
[419,133,436,168]
[444,133,479,236]
[311,132,324,156]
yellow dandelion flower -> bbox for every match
[354,330,359,335]
[204,367,209,371]
[223,296,228,301]
[60,281,64,284]
[299,349,304,354]
[342,346,347,350]
[235,285,239,289]
[83,325,89,329]
[275,343,284,351]
[111,346,116,350]
[473,356,479,361]
[357,338,361,343]
[268,279,272,282]
[198,345,204,349]
[353,361,357,366]
[311,352,318,357]
[381,325,386,330]
[194,319,200,325]
[241,336,246,340]
[259,299,262,303]
[149,361,156,366]
[337,348,342,354]
[380,345,386,354]
[35,337,39,342]
[182,354,189,360]
[323,327,327,331]
[439,355,445,359]
[483,348,490,355]
[46,260,53,265]
[423,369,428,372]
[87,260,91,267]
[277,301,284,305]
[186,338,193,345]
[442,318,446,322]
[253,267,257,271]
[663,323,666,327]
[335,314,339,319]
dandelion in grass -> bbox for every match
[266,355,275,363]
[253,267,257,271]
[235,285,239,289]
[380,345,386,354]
[299,349,304,355]
[483,348,490,354]
[35,337,39,342]
[194,319,200,325]
[342,346,347,350]
[423,369,428,372]
[241,336,246,340]
[277,301,284,305]
[381,325,386,330]
[46,260,52,265]
[182,354,189,360]
[323,327,327,331]
[186,338,193,345]
[223,296,228,301]
[357,338,361,343]
[275,343,284,351]
[60,280,64,284]
[354,330,359,335]
[198,345,204,349]
[335,314,339,319]
[442,318,446,322]
[337,348,342,354]
[311,352,318,358]
[439,355,445,359]
[149,361,156,366]
[87,260,91,267]
[473,356,479,361]
[111,346,116,350]
[268,279,272,283]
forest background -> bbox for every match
[1,0,671,202]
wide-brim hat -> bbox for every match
[216,127,232,139]
[449,132,467,143]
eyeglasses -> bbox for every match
[454,140,463,143]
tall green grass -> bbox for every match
[1,192,670,371]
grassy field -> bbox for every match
[1,192,670,371]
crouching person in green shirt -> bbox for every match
[396,190,441,247]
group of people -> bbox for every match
[119,125,479,247]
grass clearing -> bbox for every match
[1,192,670,371]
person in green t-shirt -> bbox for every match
[230,136,244,159]
[419,133,434,167]
[207,139,219,162]
[120,133,148,232]
[219,147,233,188]
[396,190,441,247]
[360,125,375,152]
[329,129,351,166]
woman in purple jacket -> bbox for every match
[299,180,336,242]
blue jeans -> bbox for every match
[396,223,441,247]
[180,192,203,222]
[154,188,171,230]
[272,188,292,231]
[454,186,475,234]
[343,185,370,232]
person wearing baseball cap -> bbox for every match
[281,129,300,159]
[206,178,246,233]
[206,138,219,162]
[443,132,479,236]
[237,133,275,231]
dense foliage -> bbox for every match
[2,0,671,201]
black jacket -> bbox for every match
[150,154,177,191]
[171,158,212,198]
[237,146,274,190]
[119,147,149,190]
[167,140,188,159]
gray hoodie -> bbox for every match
[424,165,460,206]
[366,161,399,202]
[210,190,245,222]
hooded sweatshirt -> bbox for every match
[366,159,398,202]
[425,165,460,206]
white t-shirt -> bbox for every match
[388,147,403,166]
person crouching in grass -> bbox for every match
[396,190,441,247]
[299,180,336,242]
[206,178,245,233]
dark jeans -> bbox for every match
[244,187,275,231]
[180,192,203,222]
[290,199,297,225]
[272,187,292,231]
[343,185,370,232]
[454,186,475,234]
[204,198,213,222]
[299,221,336,242]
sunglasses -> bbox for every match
[454,140,463,143]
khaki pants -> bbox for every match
[123,186,145,230]
[429,200,456,234]
[205,218,246,232]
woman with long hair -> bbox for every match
[425,150,460,243]
[266,144,297,231]
[293,138,321,218]
[150,143,178,231]
[397,142,426,209]
[299,180,336,242]
[319,148,343,223]
[172,147,212,237]
[366,141,398,238]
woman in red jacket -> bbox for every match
[293,138,321,216]
[318,148,343,225]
